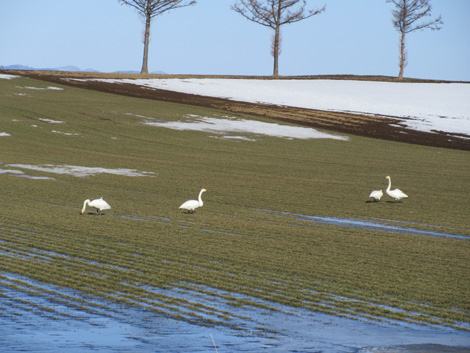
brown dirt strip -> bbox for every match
[4,70,469,151]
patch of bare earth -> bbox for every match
[5,70,469,151]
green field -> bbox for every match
[1,76,469,331]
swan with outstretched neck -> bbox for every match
[81,197,111,215]
[179,189,207,213]
[385,176,408,201]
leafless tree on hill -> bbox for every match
[232,0,325,76]
[386,0,442,79]
[119,0,196,74]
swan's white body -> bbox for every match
[179,188,206,213]
[385,176,408,201]
[369,189,383,201]
[81,197,111,214]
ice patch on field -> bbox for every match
[4,164,155,178]
[141,114,348,141]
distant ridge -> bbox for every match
[1,64,166,75]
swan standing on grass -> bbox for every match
[179,189,207,213]
[385,176,408,201]
[369,189,383,202]
[81,197,111,215]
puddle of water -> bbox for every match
[0,273,468,353]
[263,210,469,240]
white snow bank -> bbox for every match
[95,78,470,137]
[142,114,348,141]
[6,164,155,178]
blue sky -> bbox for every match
[1,0,469,80]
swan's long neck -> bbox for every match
[198,190,204,206]
[386,177,392,192]
[82,199,90,213]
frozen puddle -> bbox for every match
[2,163,155,178]
[0,273,468,353]
[264,210,469,240]
[140,114,348,141]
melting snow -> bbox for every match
[39,118,65,124]
[141,115,347,141]
[17,86,64,91]
[0,132,11,137]
[5,164,155,178]
[0,74,19,80]
[94,78,470,138]
[52,130,81,136]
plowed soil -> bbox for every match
[6,70,469,151]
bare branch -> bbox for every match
[386,0,442,79]
[120,0,196,19]
[232,0,325,75]
[120,0,197,74]
[387,0,443,34]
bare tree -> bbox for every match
[232,0,325,76]
[386,0,442,79]
[119,0,196,74]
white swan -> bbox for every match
[369,189,383,201]
[385,176,408,201]
[179,188,206,213]
[81,197,111,215]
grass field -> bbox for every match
[1,75,469,332]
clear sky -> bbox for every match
[1,0,469,80]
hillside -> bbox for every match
[4,69,469,151]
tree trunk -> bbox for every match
[141,11,151,74]
[272,26,280,76]
[272,0,282,77]
[398,30,406,79]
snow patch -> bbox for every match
[51,130,81,136]
[141,115,348,141]
[0,132,11,137]
[39,118,65,124]
[0,74,19,80]
[6,164,155,178]
[92,78,470,138]
[17,86,64,91]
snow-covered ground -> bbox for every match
[95,78,470,138]
[3,74,469,138]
